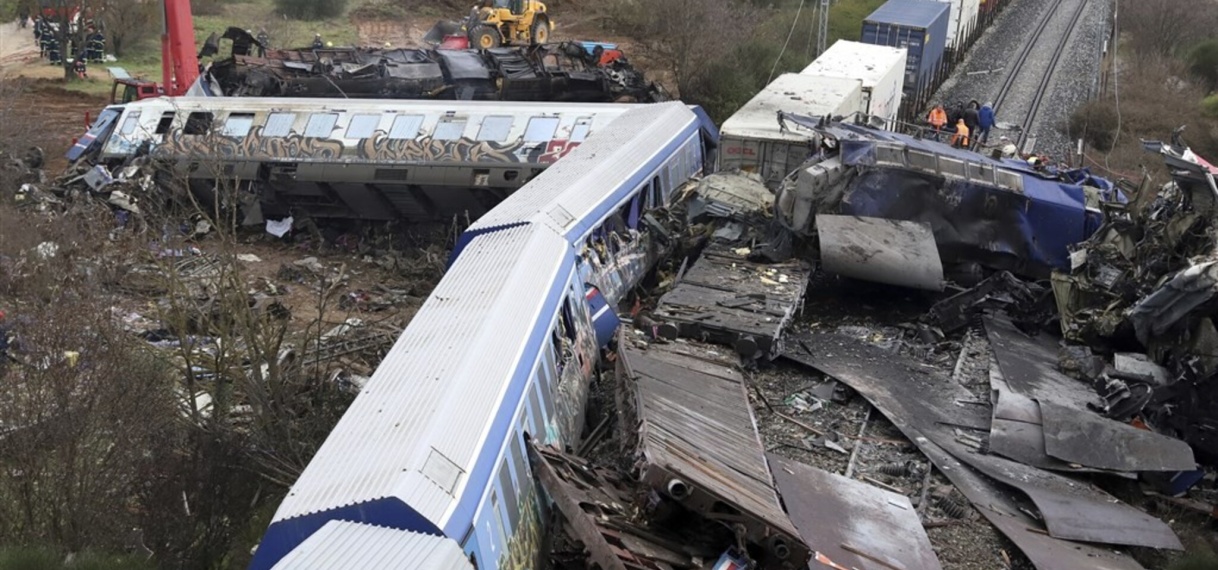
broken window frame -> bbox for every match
[496,455,520,533]
[263,112,296,137]
[523,116,561,143]
[303,113,339,138]
[183,111,213,135]
[154,111,175,135]
[220,113,256,138]
[476,116,514,142]
[345,113,382,139]
[388,114,425,140]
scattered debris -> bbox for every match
[653,244,810,359]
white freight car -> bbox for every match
[800,40,907,131]
[719,73,863,186]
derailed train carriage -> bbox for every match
[248,102,719,569]
[70,97,658,223]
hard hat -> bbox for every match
[1027,156,1039,166]
[384,42,391,48]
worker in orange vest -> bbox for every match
[927,103,948,141]
[950,118,970,149]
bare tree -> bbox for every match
[1120,0,1218,58]
[99,0,158,58]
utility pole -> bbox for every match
[817,0,830,56]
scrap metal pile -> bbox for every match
[205,28,667,103]
[536,128,1218,569]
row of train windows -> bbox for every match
[121,109,593,143]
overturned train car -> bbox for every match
[70,97,664,223]
[205,29,667,103]
[773,115,1122,288]
[249,102,720,570]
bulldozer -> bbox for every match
[425,0,553,50]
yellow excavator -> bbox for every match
[425,0,553,50]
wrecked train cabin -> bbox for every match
[203,29,667,103]
[70,97,657,224]
[771,116,1122,288]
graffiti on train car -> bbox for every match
[158,126,345,160]
[154,126,585,166]
[499,478,546,570]
[551,328,597,446]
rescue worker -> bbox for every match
[927,103,948,141]
[963,100,980,145]
[947,101,965,127]
[47,37,61,65]
[312,33,324,50]
[87,29,105,63]
[256,28,269,57]
[950,118,970,149]
[978,102,996,144]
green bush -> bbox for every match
[274,0,349,20]
[1202,94,1218,118]
[1188,40,1218,92]
[0,548,156,570]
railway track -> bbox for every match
[992,0,1090,152]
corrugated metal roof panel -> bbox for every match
[721,74,864,142]
[469,102,698,236]
[270,224,569,528]
[865,0,951,29]
[271,521,473,569]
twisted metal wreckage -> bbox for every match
[202,28,668,103]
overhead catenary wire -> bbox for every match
[767,0,807,86]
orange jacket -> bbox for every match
[950,122,971,147]
[928,107,947,128]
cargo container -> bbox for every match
[719,73,863,186]
[861,0,950,102]
[800,40,907,130]
[933,0,981,49]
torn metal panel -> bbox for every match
[985,315,1196,472]
[1128,261,1218,346]
[816,214,945,291]
[768,453,943,570]
[983,315,1099,411]
[653,245,811,359]
[784,334,1180,554]
[927,271,1047,333]
[619,338,808,567]
[1039,401,1195,472]
[914,436,1147,570]
[528,444,711,570]
[687,171,774,221]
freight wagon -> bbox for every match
[800,40,907,131]
[861,0,950,108]
[719,73,863,186]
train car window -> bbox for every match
[651,175,663,208]
[476,116,514,142]
[118,112,142,136]
[523,116,560,143]
[527,378,544,436]
[304,113,339,138]
[570,117,592,142]
[263,112,296,137]
[345,114,381,139]
[489,491,506,556]
[154,112,175,135]
[388,114,425,139]
[560,299,576,342]
[434,118,468,141]
[183,112,212,135]
[220,113,255,137]
[535,370,556,434]
[511,430,529,486]
[497,461,520,532]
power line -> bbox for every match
[767,0,807,85]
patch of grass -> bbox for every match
[1166,548,1218,570]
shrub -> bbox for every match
[1068,100,1119,152]
[1188,40,1218,93]
[274,0,349,20]
[1202,94,1218,119]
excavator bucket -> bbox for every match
[423,21,463,45]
